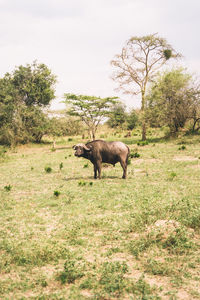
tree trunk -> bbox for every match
[92,129,96,140]
[142,122,146,141]
[141,90,146,141]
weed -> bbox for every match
[98,261,128,296]
[83,163,88,168]
[58,252,85,284]
[78,180,86,186]
[162,227,194,254]
[137,140,149,146]
[54,190,61,197]
[68,138,73,142]
[127,157,131,165]
[130,151,140,158]
[4,185,12,192]
[168,171,177,181]
[59,162,63,170]
[44,166,52,173]
[128,274,159,298]
[144,258,171,276]
[178,145,186,150]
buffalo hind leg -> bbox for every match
[120,159,127,179]
[93,164,97,179]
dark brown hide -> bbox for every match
[73,140,130,179]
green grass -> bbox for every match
[0,133,200,299]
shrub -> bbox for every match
[54,190,61,197]
[130,151,140,158]
[44,166,52,173]
[4,185,12,192]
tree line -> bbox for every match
[1,34,200,146]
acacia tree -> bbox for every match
[64,94,117,140]
[111,33,181,140]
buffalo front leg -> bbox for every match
[97,161,102,179]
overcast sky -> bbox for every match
[0,0,200,109]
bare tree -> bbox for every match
[111,33,181,140]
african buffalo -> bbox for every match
[73,140,130,179]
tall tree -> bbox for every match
[107,102,127,128]
[64,94,117,140]
[146,68,199,134]
[111,33,181,140]
[0,61,56,145]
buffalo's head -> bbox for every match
[72,143,91,157]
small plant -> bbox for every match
[144,258,171,276]
[98,261,129,295]
[178,145,186,150]
[83,163,88,168]
[78,180,86,186]
[137,140,149,146]
[89,182,93,186]
[54,190,61,197]
[51,148,56,152]
[4,185,12,192]
[31,167,34,171]
[58,253,85,284]
[130,151,140,158]
[127,158,131,165]
[59,162,63,170]
[68,138,73,142]
[168,171,177,181]
[45,166,52,173]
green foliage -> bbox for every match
[144,259,171,276]
[137,140,149,146]
[107,102,127,128]
[4,184,12,192]
[44,166,52,173]
[78,180,86,186]
[163,49,172,60]
[98,261,128,295]
[178,145,186,150]
[127,109,139,130]
[0,61,56,145]
[162,227,194,254]
[130,151,140,158]
[0,133,200,298]
[59,162,63,170]
[146,68,198,134]
[58,252,85,284]
[127,157,131,165]
[64,93,117,139]
[53,190,61,197]
[48,117,83,137]
[168,172,177,181]
[111,33,180,140]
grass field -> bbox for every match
[0,130,200,299]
